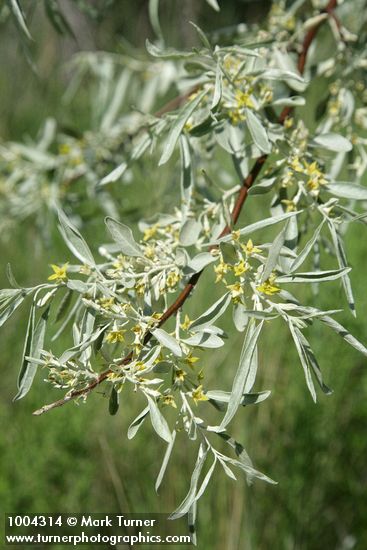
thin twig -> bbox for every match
[154,86,200,117]
[33,0,339,416]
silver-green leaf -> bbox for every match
[105,216,143,258]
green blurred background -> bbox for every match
[1,1,366,549]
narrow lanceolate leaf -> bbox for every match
[15,306,49,401]
[189,21,211,50]
[215,211,302,244]
[194,456,217,501]
[127,406,150,439]
[205,0,220,11]
[0,290,27,328]
[219,433,276,484]
[58,210,95,266]
[319,316,367,356]
[145,39,197,59]
[187,252,217,272]
[152,328,182,357]
[217,321,264,431]
[325,182,367,201]
[206,389,271,406]
[169,444,209,519]
[14,305,34,401]
[109,386,119,415]
[179,135,193,214]
[327,220,356,316]
[242,391,272,405]
[146,394,173,444]
[294,329,333,395]
[271,96,305,107]
[183,331,224,349]
[261,227,285,283]
[179,218,202,246]
[159,89,208,165]
[188,502,197,546]
[313,133,352,153]
[284,215,298,252]
[190,293,231,331]
[233,303,248,332]
[7,0,32,40]
[211,62,222,110]
[148,0,163,42]
[288,321,317,402]
[100,161,128,186]
[155,430,177,492]
[6,263,21,288]
[245,109,271,154]
[289,221,325,272]
[276,267,350,283]
[105,216,143,257]
[248,177,277,196]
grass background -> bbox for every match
[1,1,366,549]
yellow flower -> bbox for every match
[257,274,280,296]
[232,230,241,241]
[284,15,296,31]
[166,271,181,289]
[48,263,68,282]
[281,199,297,212]
[107,372,124,382]
[242,239,261,256]
[143,225,158,242]
[174,369,187,384]
[184,120,193,132]
[229,109,246,125]
[162,395,177,408]
[227,282,244,301]
[259,84,273,104]
[113,254,126,269]
[106,329,126,344]
[234,260,248,277]
[191,385,208,405]
[181,314,192,331]
[328,99,341,117]
[135,281,145,296]
[284,117,294,129]
[144,245,156,259]
[58,143,71,155]
[214,260,230,283]
[79,264,92,276]
[134,344,143,356]
[151,312,163,322]
[289,156,304,173]
[185,353,199,369]
[131,325,143,344]
[99,297,115,309]
[223,55,240,75]
[304,161,323,178]
[235,90,255,109]
[304,161,327,191]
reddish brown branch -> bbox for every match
[154,86,200,118]
[33,0,338,416]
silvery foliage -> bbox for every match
[1,0,367,537]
